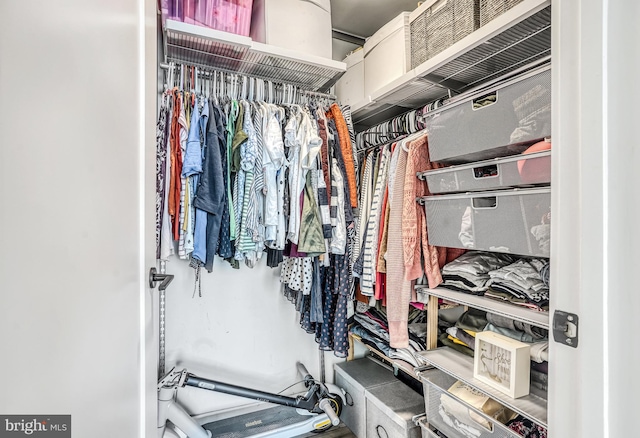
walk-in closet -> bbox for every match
[1,1,639,438]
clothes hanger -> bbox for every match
[248,76,254,102]
[241,75,247,101]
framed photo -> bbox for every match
[473,331,531,399]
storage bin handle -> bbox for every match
[471,196,497,209]
[472,164,499,179]
[472,91,498,111]
[344,391,354,406]
[375,425,389,438]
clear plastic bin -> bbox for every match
[421,368,522,438]
[423,187,551,257]
[425,65,551,164]
[421,150,550,194]
[162,0,253,36]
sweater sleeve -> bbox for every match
[402,138,421,280]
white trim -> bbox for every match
[138,0,147,436]
[601,0,610,436]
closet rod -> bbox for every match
[160,62,337,101]
[357,132,408,154]
[359,131,407,137]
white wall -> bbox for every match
[333,38,361,61]
[163,257,345,416]
[0,1,157,437]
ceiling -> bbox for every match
[330,0,420,39]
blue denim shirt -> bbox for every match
[182,98,204,177]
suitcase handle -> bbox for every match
[472,196,497,209]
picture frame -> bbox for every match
[473,331,531,399]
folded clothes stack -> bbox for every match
[439,251,550,311]
[349,307,426,367]
[440,252,517,295]
[485,258,550,311]
[507,415,548,438]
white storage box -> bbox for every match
[250,0,332,59]
[334,358,398,438]
[420,150,551,194]
[420,368,522,438]
[365,380,425,438]
[364,12,411,96]
[425,65,551,164]
[423,187,551,257]
[335,49,365,107]
[474,331,531,399]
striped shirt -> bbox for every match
[360,145,391,295]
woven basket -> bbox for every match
[480,0,524,26]
[410,0,480,69]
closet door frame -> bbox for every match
[550,0,640,436]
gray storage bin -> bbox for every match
[334,358,398,438]
[365,380,425,438]
[410,0,480,69]
[423,187,550,257]
[421,368,521,438]
[425,65,551,164]
[480,0,525,26]
[421,150,550,194]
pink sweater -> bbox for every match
[403,135,465,286]
[386,143,413,348]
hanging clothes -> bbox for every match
[360,145,391,296]
[154,66,359,358]
[156,94,171,260]
[384,139,413,348]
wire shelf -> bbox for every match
[164,20,346,92]
[352,0,551,130]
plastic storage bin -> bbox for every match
[162,0,253,35]
[421,368,521,438]
[422,187,551,257]
[334,358,399,438]
[335,49,365,107]
[425,65,551,164]
[480,0,525,26]
[250,0,332,58]
[365,380,425,438]
[364,12,412,96]
[420,150,551,194]
[410,0,480,69]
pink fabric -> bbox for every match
[402,134,464,287]
[386,144,413,348]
